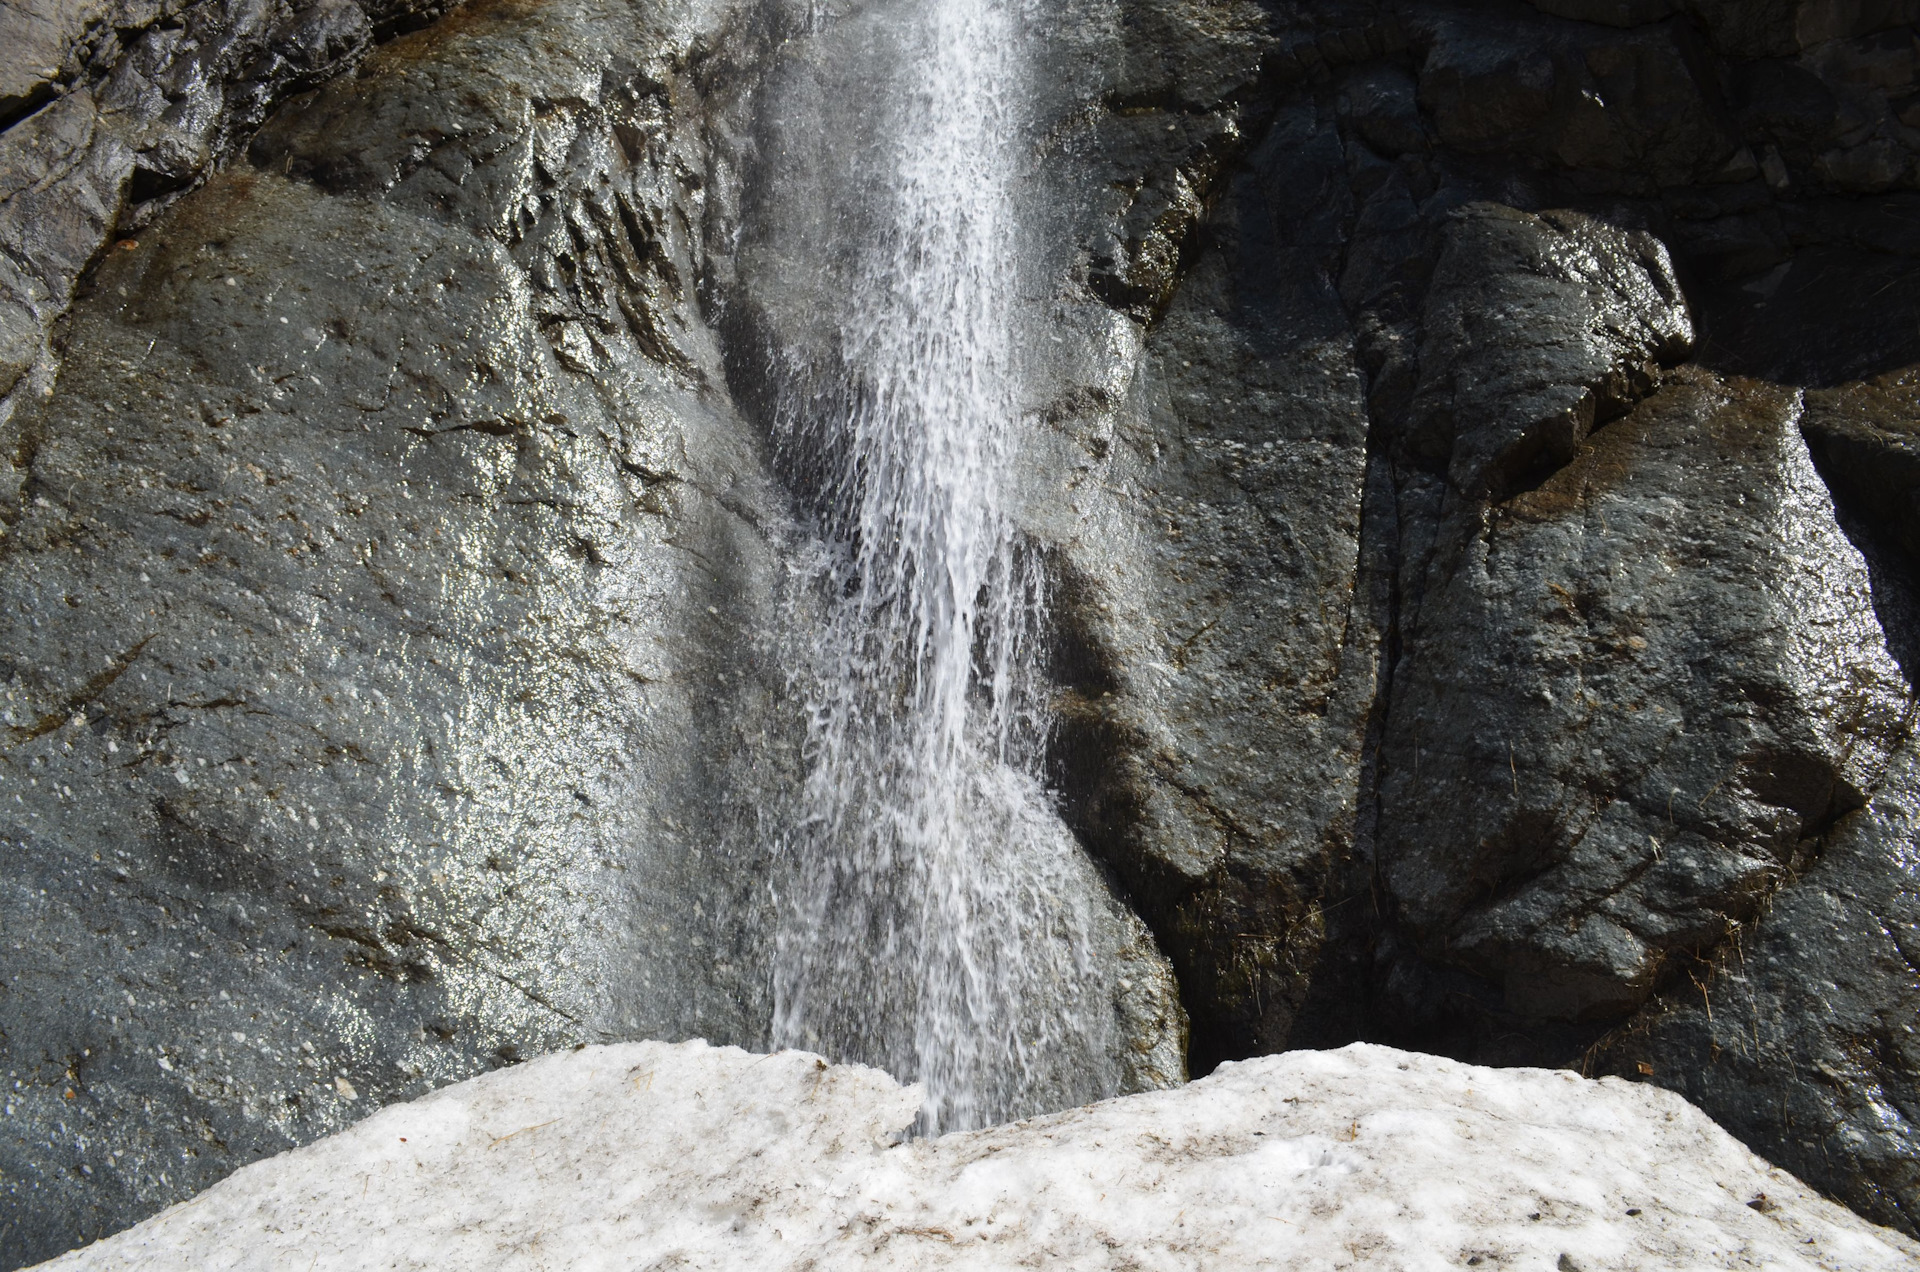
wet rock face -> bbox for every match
[1035,100,1382,1070]
[1597,742,1920,1235]
[0,0,461,410]
[1021,0,1920,1235]
[0,0,791,1261]
[1803,367,1920,567]
[1403,204,1695,501]
[7,0,1920,1259]
[1376,205,1908,1027]
[998,0,1388,1075]
[710,0,1191,1110]
[1380,368,1907,1025]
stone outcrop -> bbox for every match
[1803,367,1920,569]
[1374,203,1907,1031]
[1597,743,1920,1235]
[0,0,462,413]
[1401,204,1694,500]
[1381,366,1907,1024]
[8,0,1920,1260]
[1015,0,1920,1233]
[1025,41,1384,1070]
[0,0,797,1259]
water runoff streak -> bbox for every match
[766,0,1126,1131]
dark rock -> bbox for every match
[1031,0,1920,1231]
[1665,204,1792,282]
[1803,364,1920,563]
[1741,58,1850,163]
[1404,203,1695,500]
[1691,238,1920,386]
[1527,0,1675,27]
[1417,18,1560,154]
[1733,32,1920,195]
[0,0,792,1260]
[1596,740,1920,1235]
[1380,365,1910,1025]
[1415,12,1745,195]
[1340,66,1429,158]
[1039,96,1383,1072]
[0,0,458,411]
[0,90,133,401]
[1684,0,1920,60]
[1062,0,1277,319]
[0,0,103,125]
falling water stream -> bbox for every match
[761,0,1135,1131]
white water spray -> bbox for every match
[765,0,1132,1131]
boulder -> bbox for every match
[1405,203,1695,501]
[1380,366,1910,1024]
[1598,742,1920,1236]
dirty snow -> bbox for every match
[36,1041,1920,1270]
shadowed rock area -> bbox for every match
[7,0,1920,1261]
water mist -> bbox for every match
[759,0,1159,1131]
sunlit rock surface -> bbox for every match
[0,0,1190,1259]
[10,0,1920,1252]
[32,1039,1920,1271]
[0,0,463,412]
[1380,367,1909,1024]
[0,0,798,1256]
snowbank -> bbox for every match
[37,1041,1918,1270]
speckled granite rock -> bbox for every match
[1379,366,1909,1025]
[1032,91,1384,1071]
[1402,203,1695,500]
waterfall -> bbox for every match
[762,0,1132,1132]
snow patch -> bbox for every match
[36,1041,1919,1270]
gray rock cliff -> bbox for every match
[1,0,796,1258]
[7,0,1920,1259]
